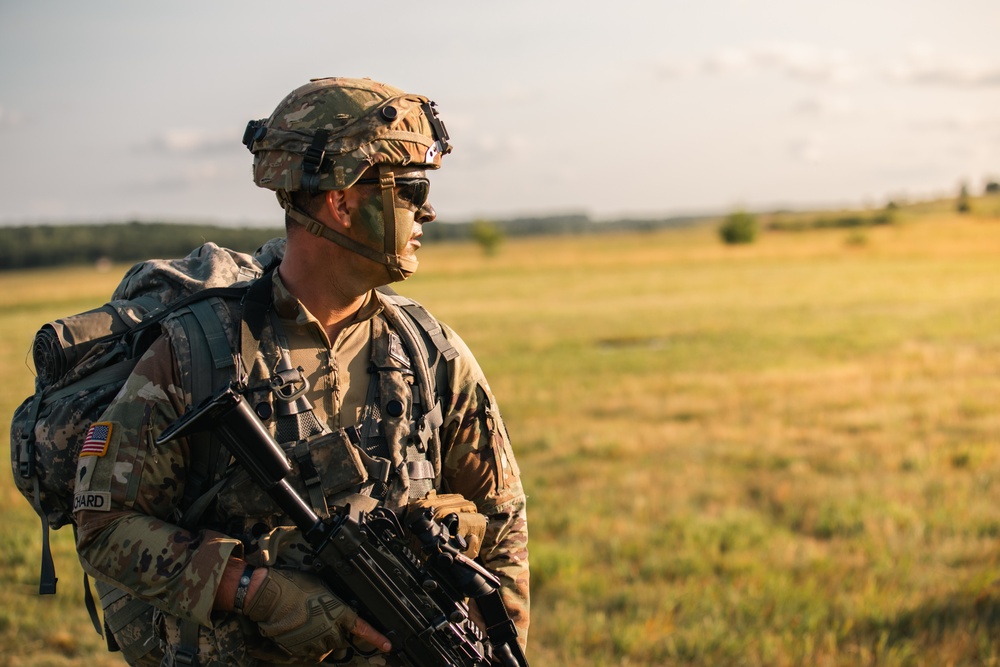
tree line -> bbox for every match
[0,222,280,271]
[0,214,706,271]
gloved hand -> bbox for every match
[243,568,358,662]
[407,491,487,558]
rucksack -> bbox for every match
[9,239,285,597]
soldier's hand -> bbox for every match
[243,568,391,660]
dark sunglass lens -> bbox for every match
[399,180,429,208]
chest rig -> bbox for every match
[211,273,458,531]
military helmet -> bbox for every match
[243,77,451,193]
[243,77,452,284]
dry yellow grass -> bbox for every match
[3,213,1000,665]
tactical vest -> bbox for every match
[211,290,452,531]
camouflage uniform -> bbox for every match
[74,270,529,665]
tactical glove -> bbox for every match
[407,491,487,558]
[243,568,358,661]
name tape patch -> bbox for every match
[80,422,113,457]
[74,492,111,512]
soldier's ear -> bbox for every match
[323,190,352,229]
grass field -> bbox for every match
[3,209,1000,665]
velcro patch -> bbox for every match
[388,332,411,368]
[80,422,113,457]
[74,492,111,512]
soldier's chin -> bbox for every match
[392,255,419,281]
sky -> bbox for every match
[2,0,1000,227]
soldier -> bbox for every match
[73,78,528,666]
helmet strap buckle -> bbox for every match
[305,219,326,238]
[300,130,331,193]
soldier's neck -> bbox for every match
[277,261,371,343]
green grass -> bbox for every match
[4,214,1000,665]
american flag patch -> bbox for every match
[80,422,113,457]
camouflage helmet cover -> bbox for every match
[245,77,452,193]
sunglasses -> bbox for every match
[355,176,430,209]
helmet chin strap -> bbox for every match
[278,166,416,283]
[375,164,418,280]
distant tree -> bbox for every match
[719,210,758,245]
[472,219,504,256]
[874,201,899,225]
[957,182,972,213]
[985,180,1000,195]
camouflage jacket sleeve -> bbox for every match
[436,323,529,648]
[73,327,242,627]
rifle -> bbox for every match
[158,385,528,667]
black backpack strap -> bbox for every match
[166,294,242,521]
[187,299,237,371]
[71,523,103,638]
[17,382,59,596]
[175,295,239,400]
[34,476,58,595]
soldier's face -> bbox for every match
[348,166,436,263]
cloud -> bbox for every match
[885,46,1000,87]
[703,48,754,74]
[915,111,1000,131]
[794,93,855,117]
[701,42,860,83]
[667,42,1000,91]
[136,129,239,155]
[755,43,858,83]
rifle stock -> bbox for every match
[159,385,528,667]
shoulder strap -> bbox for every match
[376,286,459,362]
[171,271,275,525]
[173,296,237,403]
[375,291,450,479]
[170,295,242,523]
[238,270,275,384]
[124,286,248,356]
